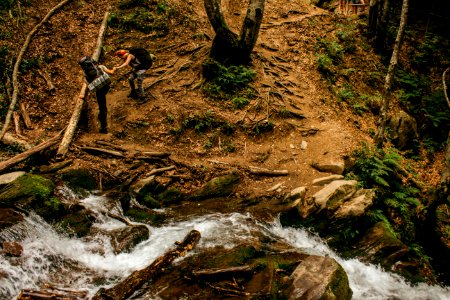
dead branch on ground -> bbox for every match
[249,166,289,176]
[37,69,56,92]
[0,131,63,174]
[0,0,72,140]
[81,146,125,158]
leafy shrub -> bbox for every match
[202,59,256,100]
[231,97,249,109]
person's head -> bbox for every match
[116,49,128,59]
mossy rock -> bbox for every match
[56,208,97,237]
[125,207,165,226]
[0,173,63,221]
[188,171,240,201]
[60,168,97,196]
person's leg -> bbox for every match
[128,72,138,98]
[135,69,148,98]
[96,85,109,133]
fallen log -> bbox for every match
[249,166,289,176]
[19,102,33,129]
[13,111,21,135]
[192,265,252,280]
[81,146,125,158]
[147,165,176,176]
[0,131,62,174]
[135,151,171,159]
[56,9,110,159]
[95,140,128,152]
[92,229,201,300]
[0,0,72,139]
[17,289,85,300]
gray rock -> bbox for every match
[288,255,352,300]
[311,175,344,186]
[0,171,26,186]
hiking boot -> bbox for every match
[128,90,138,99]
[99,127,108,134]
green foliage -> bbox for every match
[221,139,236,153]
[335,23,357,53]
[202,59,256,100]
[20,57,40,72]
[231,96,249,109]
[250,120,274,136]
[347,143,423,243]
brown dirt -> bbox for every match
[2,0,440,215]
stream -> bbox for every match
[1,193,450,300]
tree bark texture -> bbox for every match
[92,230,201,300]
[374,0,409,148]
[56,9,110,159]
[204,0,265,64]
[0,0,72,140]
[375,0,391,51]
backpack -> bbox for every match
[128,47,153,69]
[79,56,110,92]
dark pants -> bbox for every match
[95,84,110,131]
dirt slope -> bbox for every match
[1,0,375,204]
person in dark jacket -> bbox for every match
[79,56,114,134]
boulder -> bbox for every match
[189,171,240,201]
[1,241,23,257]
[109,225,150,254]
[311,161,345,175]
[333,188,375,219]
[287,255,352,300]
[387,110,418,150]
[283,186,307,204]
[300,180,358,218]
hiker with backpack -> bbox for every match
[78,56,114,134]
[113,47,155,100]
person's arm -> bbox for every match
[99,65,114,75]
[114,54,133,70]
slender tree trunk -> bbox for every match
[374,0,409,148]
[375,0,390,51]
[368,0,380,36]
[204,0,265,64]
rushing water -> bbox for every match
[1,195,450,300]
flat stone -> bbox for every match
[0,171,26,186]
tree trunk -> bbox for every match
[204,0,265,64]
[374,0,409,148]
[92,230,201,300]
[375,0,390,51]
[368,0,380,36]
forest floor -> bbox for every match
[0,0,444,218]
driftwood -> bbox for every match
[192,265,252,280]
[56,9,110,159]
[0,131,62,174]
[81,146,125,158]
[249,166,289,176]
[37,69,56,91]
[92,229,201,300]
[0,0,72,140]
[17,289,85,300]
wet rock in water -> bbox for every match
[1,241,23,257]
[109,225,150,254]
[286,255,352,300]
[56,207,97,237]
[0,208,24,230]
[59,168,98,197]
[188,171,240,201]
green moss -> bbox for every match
[189,171,240,201]
[60,168,97,192]
[125,208,165,226]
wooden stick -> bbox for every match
[1,132,31,151]
[37,69,56,91]
[13,111,21,135]
[92,230,201,300]
[0,131,62,174]
[18,102,32,129]
[0,0,72,140]
[249,166,289,176]
[147,165,176,176]
[81,146,125,158]
[56,9,110,159]
[95,140,128,152]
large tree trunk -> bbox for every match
[375,0,391,51]
[374,0,409,148]
[204,0,265,64]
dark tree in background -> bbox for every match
[204,0,265,65]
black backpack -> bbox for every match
[128,47,153,69]
[79,56,103,83]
